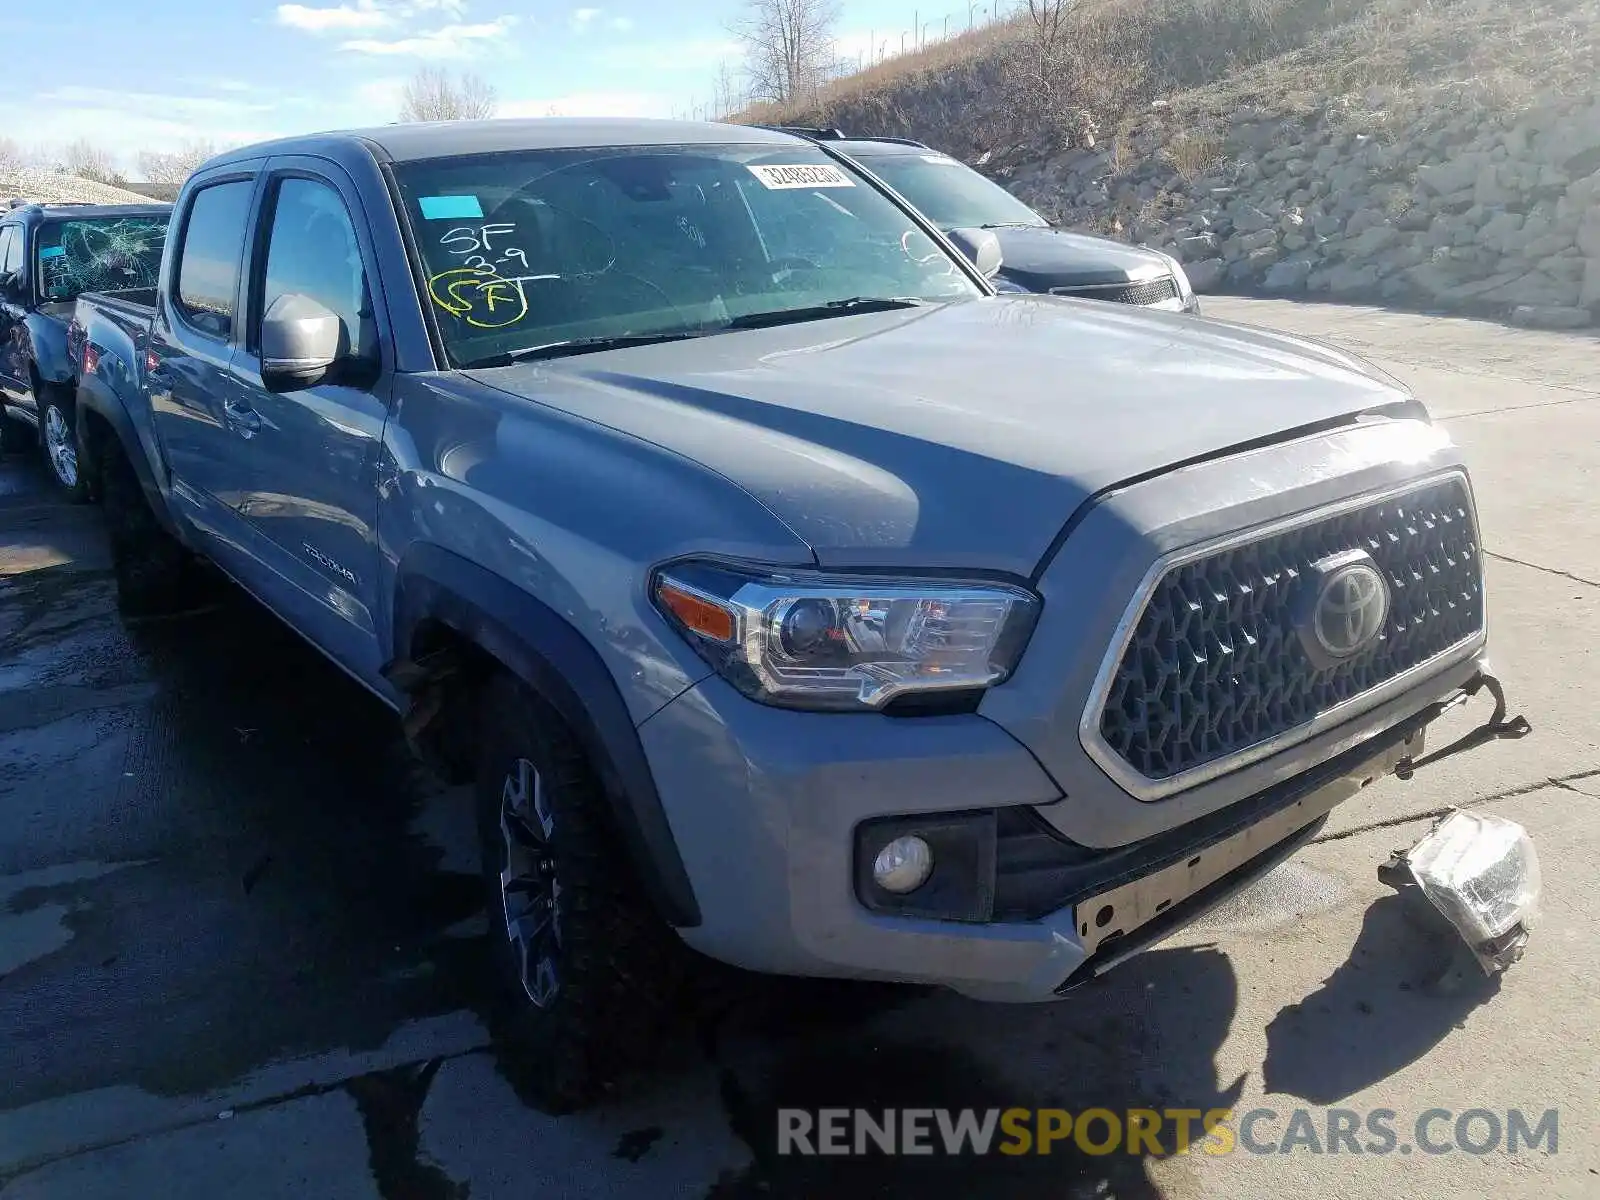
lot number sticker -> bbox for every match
[747,163,856,189]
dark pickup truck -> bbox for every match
[69,119,1511,1112]
[0,202,169,496]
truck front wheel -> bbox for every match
[473,672,684,1111]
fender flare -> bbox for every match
[74,373,181,537]
[392,543,702,928]
[25,314,75,386]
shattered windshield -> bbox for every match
[36,217,168,303]
[393,143,981,366]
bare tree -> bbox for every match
[63,139,125,185]
[137,140,218,188]
[0,138,26,175]
[710,59,748,119]
[730,0,841,108]
[398,67,499,122]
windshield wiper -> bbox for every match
[722,296,925,331]
[460,330,709,368]
[978,221,1044,230]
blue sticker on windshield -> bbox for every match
[39,245,65,258]
[419,195,484,220]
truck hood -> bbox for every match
[467,296,1414,577]
[990,225,1176,291]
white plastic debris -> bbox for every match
[1402,809,1541,974]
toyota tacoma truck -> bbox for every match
[0,201,169,497]
[70,119,1515,1110]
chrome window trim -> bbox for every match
[1079,468,1486,803]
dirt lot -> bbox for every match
[0,298,1595,1198]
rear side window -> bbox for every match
[36,217,167,302]
[175,181,254,339]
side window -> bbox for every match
[0,227,20,275]
[175,180,254,339]
[259,177,370,359]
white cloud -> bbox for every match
[21,93,287,168]
[499,90,672,119]
[341,16,518,57]
[39,86,275,123]
[593,37,741,72]
[351,77,407,111]
[276,1,390,33]
[569,8,632,34]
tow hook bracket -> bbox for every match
[1394,671,1530,781]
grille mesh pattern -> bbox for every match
[1051,276,1179,306]
[1097,477,1483,783]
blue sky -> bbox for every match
[0,0,1003,173]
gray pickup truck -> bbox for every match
[70,119,1509,1110]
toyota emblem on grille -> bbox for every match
[1298,550,1391,667]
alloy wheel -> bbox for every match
[499,757,562,1008]
[44,406,78,489]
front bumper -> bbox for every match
[638,655,1486,1002]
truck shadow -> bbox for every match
[695,947,1243,1199]
[1261,890,1501,1104]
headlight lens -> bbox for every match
[1159,251,1200,313]
[652,561,1041,711]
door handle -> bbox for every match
[223,396,262,438]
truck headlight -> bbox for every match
[1156,250,1200,314]
[652,561,1040,711]
[1405,809,1541,971]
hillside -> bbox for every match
[2,168,161,206]
[747,0,1600,327]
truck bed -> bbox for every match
[79,287,157,318]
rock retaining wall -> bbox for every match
[1002,91,1600,328]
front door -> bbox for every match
[224,164,390,682]
[0,226,27,404]
[146,175,259,519]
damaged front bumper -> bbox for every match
[1045,667,1531,991]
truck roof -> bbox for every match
[207,118,802,168]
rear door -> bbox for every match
[0,225,26,400]
[146,171,261,519]
[222,158,392,680]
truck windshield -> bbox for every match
[851,153,1049,232]
[392,143,983,366]
[36,217,167,303]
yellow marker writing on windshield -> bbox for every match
[428,267,557,330]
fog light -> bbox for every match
[873,835,933,894]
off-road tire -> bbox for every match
[100,442,194,616]
[473,671,684,1112]
[40,387,91,502]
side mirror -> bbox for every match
[261,292,347,392]
[945,227,1004,279]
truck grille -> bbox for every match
[1092,474,1484,792]
[1050,276,1179,306]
